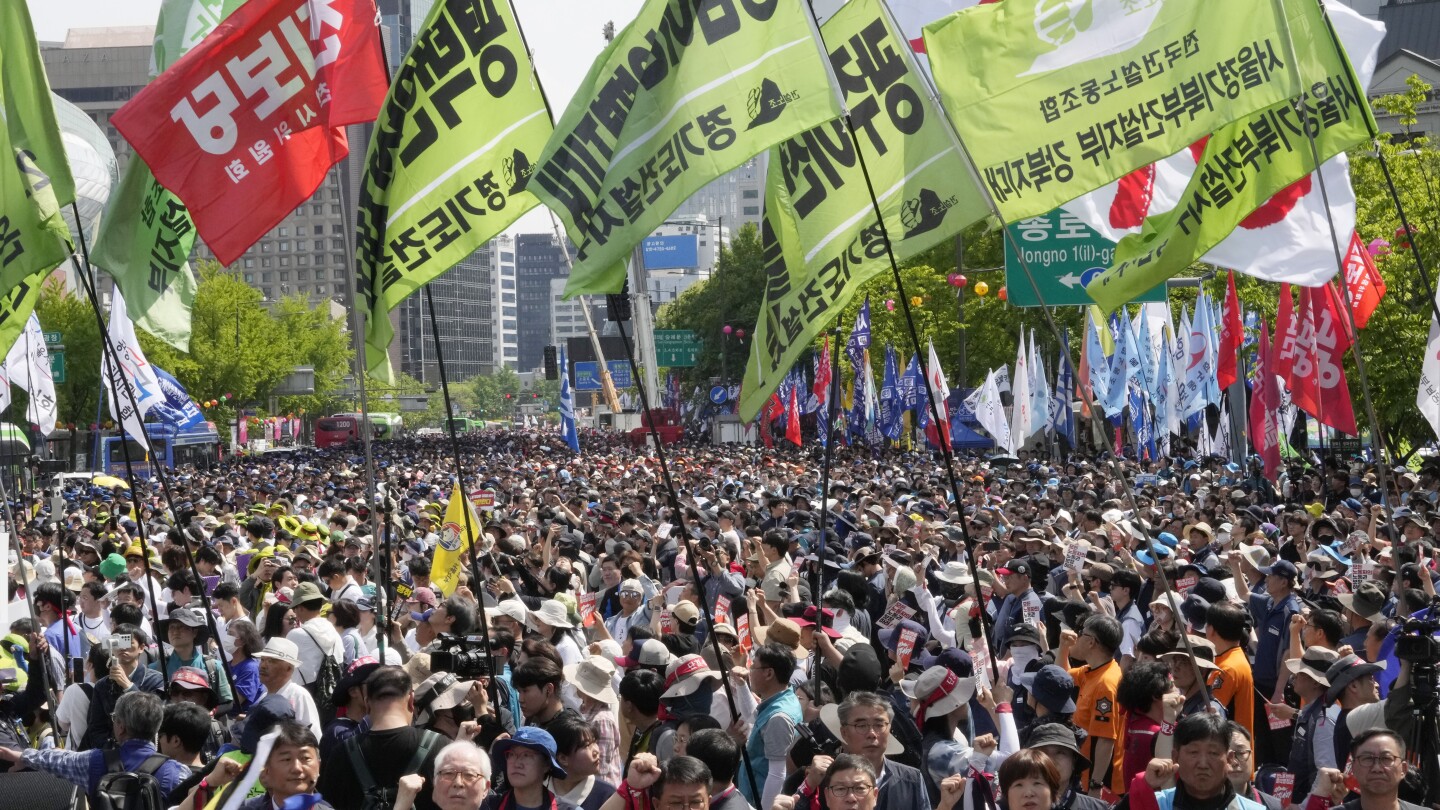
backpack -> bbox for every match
[301,626,343,723]
[93,749,168,810]
[345,729,443,810]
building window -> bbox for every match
[280,271,290,281]
[296,226,306,237]
[279,258,290,267]
[298,256,309,266]
[743,206,760,216]
[261,242,271,253]
[334,269,346,279]
[262,258,273,268]
[331,204,342,214]
[298,270,310,281]
[243,258,255,268]
[333,224,345,234]
[261,272,273,283]
[244,273,254,283]
[316,284,328,296]
[278,227,288,237]
[332,238,344,249]
[311,204,323,215]
[314,239,325,251]
[279,241,290,252]
[742,189,759,199]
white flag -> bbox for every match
[1061,4,1385,288]
[974,369,1011,453]
[1010,337,1030,450]
[993,364,1011,394]
[7,314,56,436]
[1028,330,1049,436]
[1420,290,1440,439]
[1214,402,1232,459]
[102,290,165,450]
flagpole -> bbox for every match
[1267,0,1406,520]
[800,0,1001,679]
[611,245,759,795]
[813,322,842,698]
[66,259,169,684]
[422,286,499,706]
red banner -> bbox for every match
[1218,271,1242,389]
[814,336,832,407]
[786,387,802,446]
[1249,320,1281,480]
[1277,284,1357,436]
[112,0,387,265]
[1342,233,1387,330]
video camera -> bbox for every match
[429,633,493,679]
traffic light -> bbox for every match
[543,346,558,380]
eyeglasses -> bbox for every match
[844,721,890,733]
[826,783,876,798]
[1355,754,1402,771]
[620,590,642,597]
[437,769,487,785]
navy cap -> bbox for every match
[1019,664,1077,714]
[491,726,568,779]
[1259,559,1299,580]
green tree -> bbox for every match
[656,222,767,384]
[472,367,522,417]
[35,275,102,429]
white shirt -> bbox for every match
[331,579,362,603]
[55,681,91,749]
[286,617,342,685]
[271,679,322,738]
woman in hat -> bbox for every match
[911,664,989,799]
[480,727,570,810]
[227,618,265,709]
[564,656,623,786]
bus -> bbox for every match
[315,413,404,448]
[99,423,220,477]
[445,417,481,434]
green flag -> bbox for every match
[356,0,552,381]
[1085,22,1376,311]
[924,0,1348,224]
[0,269,50,362]
[530,0,842,297]
[737,0,987,422]
[0,0,75,294]
[91,0,242,353]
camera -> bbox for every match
[102,636,133,654]
[788,722,841,768]
[1395,612,1440,664]
[429,633,492,679]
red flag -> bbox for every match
[814,336,832,410]
[1342,233,1387,330]
[1249,320,1281,480]
[1275,284,1318,417]
[111,0,387,265]
[1218,271,1242,388]
[786,387,802,447]
[1305,285,1358,435]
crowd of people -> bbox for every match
[0,429,1435,810]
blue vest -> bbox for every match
[739,687,801,806]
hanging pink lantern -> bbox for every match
[885,299,896,311]
[1367,238,1391,258]
[722,324,733,335]
[736,329,745,339]
[947,273,964,287]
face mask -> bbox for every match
[665,689,711,717]
[1010,644,1041,673]
[831,610,851,634]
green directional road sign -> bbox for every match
[654,329,701,367]
[42,331,62,346]
[1003,209,1167,307]
[50,351,65,384]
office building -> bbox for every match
[670,155,767,233]
[493,235,519,370]
[396,241,495,382]
[516,233,575,372]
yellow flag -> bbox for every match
[432,483,483,597]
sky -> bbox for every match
[26,0,646,236]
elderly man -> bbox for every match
[257,637,321,736]
[0,691,189,804]
[1131,713,1267,810]
[800,691,932,810]
[1311,730,1423,810]
[398,741,492,810]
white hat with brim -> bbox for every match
[934,561,974,586]
[487,599,530,626]
[819,703,903,756]
[911,665,976,720]
[565,657,619,705]
[529,599,574,630]
[661,654,722,699]
[255,637,301,668]
[414,672,477,725]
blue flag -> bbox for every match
[1051,331,1076,446]
[879,345,903,441]
[848,365,867,440]
[900,353,923,412]
[1102,315,1129,424]
[559,348,579,452]
[151,367,206,429]
[846,296,871,370]
[1085,313,1110,411]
